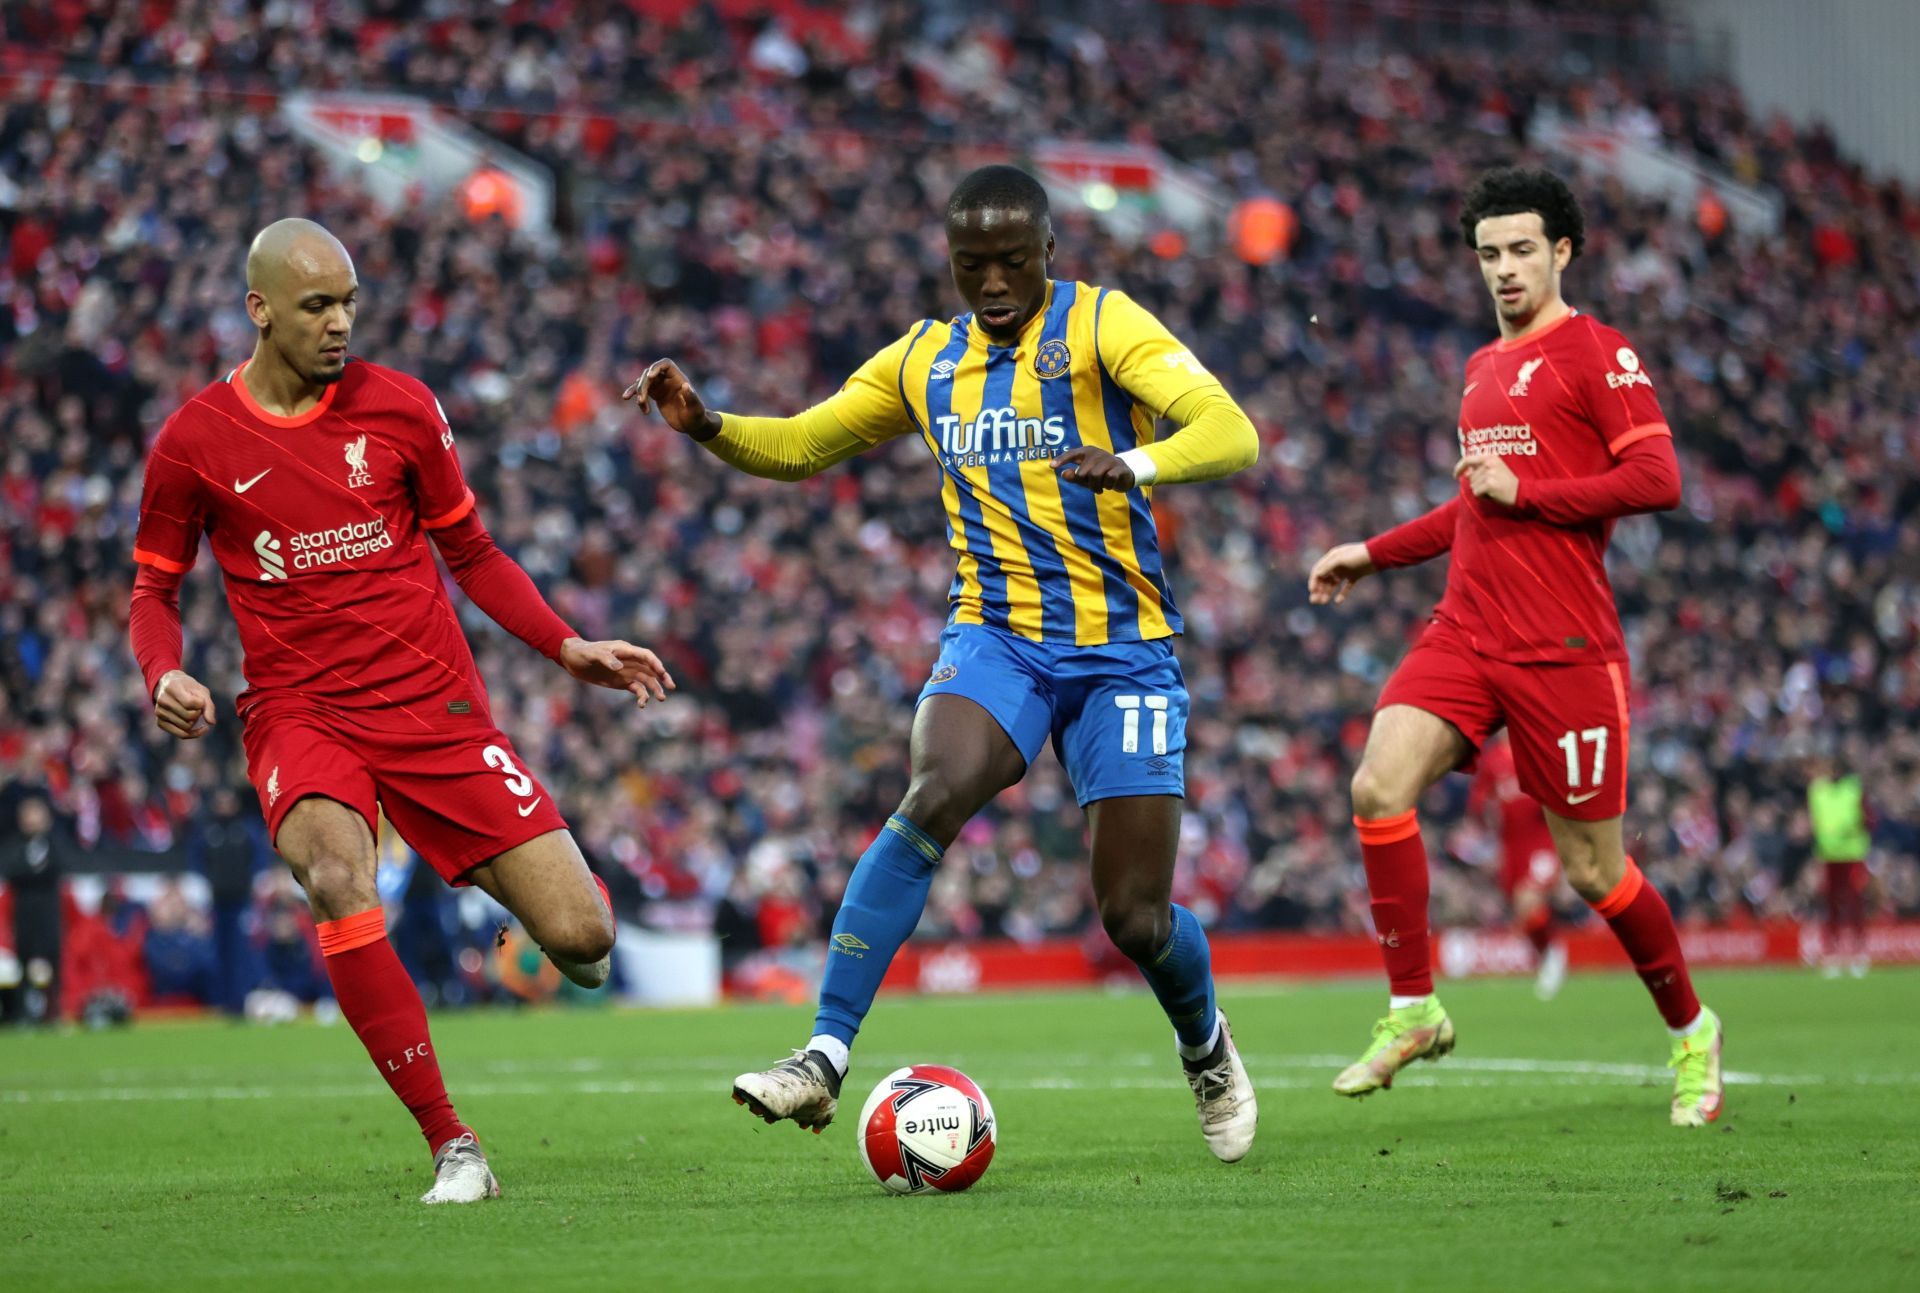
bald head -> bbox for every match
[246,218,353,295]
[244,218,358,387]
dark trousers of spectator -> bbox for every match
[10,896,62,1023]
[211,899,260,1015]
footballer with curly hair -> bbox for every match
[1308,167,1724,1126]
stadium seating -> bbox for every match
[0,2,1914,1008]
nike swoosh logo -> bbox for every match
[234,469,271,493]
[1462,382,1478,398]
[1566,790,1602,805]
[516,798,542,818]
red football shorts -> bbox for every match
[1499,845,1561,900]
[241,703,569,884]
[1377,620,1631,822]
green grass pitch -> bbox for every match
[5,967,1917,1292]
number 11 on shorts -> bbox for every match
[1114,694,1170,754]
[1557,726,1608,791]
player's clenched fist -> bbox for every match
[559,637,678,708]
[1055,445,1136,493]
[623,359,722,442]
[153,669,217,739]
[1454,452,1520,507]
[1307,542,1378,606]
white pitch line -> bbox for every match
[4,1051,1882,1087]
[3,1060,1913,1105]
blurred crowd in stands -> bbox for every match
[1,2,1914,1017]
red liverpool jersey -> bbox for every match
[1389,310,1671,664]
[133,358,496,732]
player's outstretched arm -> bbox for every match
[430,512,675,708]
[623,358,874,482]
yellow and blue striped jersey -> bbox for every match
[820,280,1225,645]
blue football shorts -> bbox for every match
[915,622,1188,806]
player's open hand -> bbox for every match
[1455,452,1520,507]
[1054,446,1136,493]
[1307,542,1377,605]
[622,359,722,442]
[559,637,677,707]
[153,669,217,739]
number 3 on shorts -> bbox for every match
[1556,727,1608,789]
[1114,694,1170,755]
[484,744,534,796]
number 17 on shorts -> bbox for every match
[1506,660,1631,822]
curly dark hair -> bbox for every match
[1458,167,1585,259]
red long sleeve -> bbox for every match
[1512,434,1682,525]
[429,510,577,662]
[1366,497,1460,570]
[129,562,186,699]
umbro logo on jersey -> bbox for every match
[253,530,286,580]
[930,359,958,380]
[832,933,870,958]
[344,435,373,488]
[1508,357,1545,397]
[234,469,271,493]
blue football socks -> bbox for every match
[1137,904,1221,1056]
[812,814,945,1050]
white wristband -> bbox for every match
[1117,447,1159,486]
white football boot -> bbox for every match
[420,1132,500,1204]
[1184,1011,1257,1163]
[732,1049,842,1133]
[1534,941,1569,1001]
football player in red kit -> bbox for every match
[1466,735,1567,1000]
[1308,169,1723,1125]
[130,219,675,1201]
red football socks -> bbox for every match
[1355,810,1434,997]
[317,907,470,1153]
[1589,859,1701,1030]
[1825,861,1866,955]
[1521,905,1555,957]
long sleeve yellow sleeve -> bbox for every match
[698,404,874,481]
[695,329,922,480]
[1119,387,1260,485]
[1092,288,1258,485]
